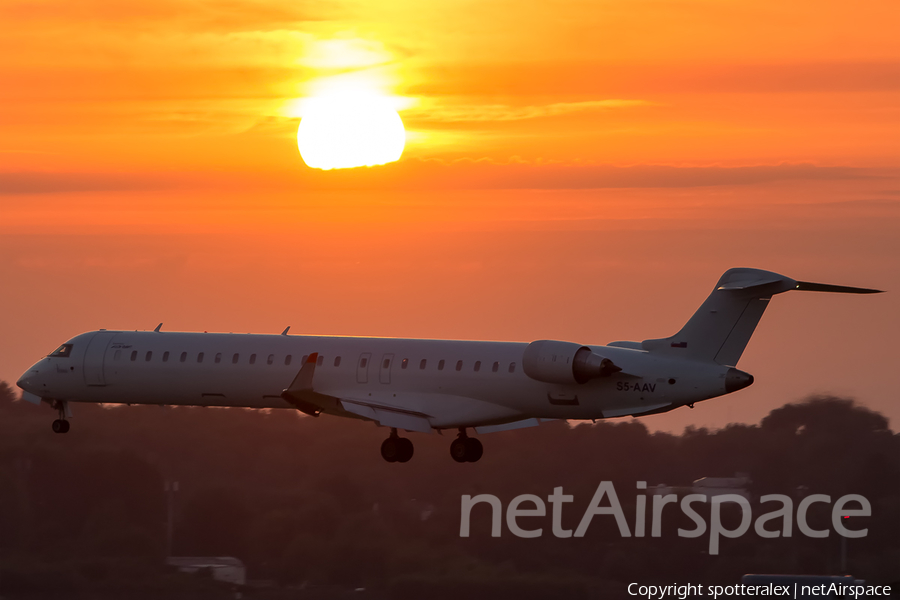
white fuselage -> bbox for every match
[18,329,735,429]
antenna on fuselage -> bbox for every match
[154,323,163,332]
[281,326,291,336]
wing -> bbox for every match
[281,353,525,432]
[338,398,434,433]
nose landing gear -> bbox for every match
[50,400,69,434]
[450,429,483,463]
[380,428,414,463]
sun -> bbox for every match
[297,85,406,170]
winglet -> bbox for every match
[154,323,163,332]
[281,353,321,417]
[281,326,291,335]
[285,352,318,392]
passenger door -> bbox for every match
[82,331,117,386]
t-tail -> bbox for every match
[641,267,883,367]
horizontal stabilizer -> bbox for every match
[717,277,783,290]
[795,281,884,294]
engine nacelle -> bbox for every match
[522,340,621,385]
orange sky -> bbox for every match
[1,0,898,432]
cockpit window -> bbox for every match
[49,344,73,358]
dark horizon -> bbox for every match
[2,379,897,598]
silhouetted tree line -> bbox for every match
[0,380,898,599]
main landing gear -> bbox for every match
[380,428,484,463]
[51,400,69,434]
[381,429,414,463]
[450,429,483,463]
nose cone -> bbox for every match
[17,373,31,391]
[17,363,42,394]
[725,367,754,393]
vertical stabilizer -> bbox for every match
[641,268,882,366]
[642,268,796,366]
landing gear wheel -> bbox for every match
[382,428,414,463]
[450,438,468,463]
[381,437,401,462]
[382,435,414,463]
[396,438,414,463]
[450,431,483,462]
[52,419,69,434]
[464,437,483,462]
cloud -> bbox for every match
[1,164,890,196]
[0,172,182,194]
[407,99,653,123]
[409,62,900,97]
[0,0,330,31]
[282,160,883,191]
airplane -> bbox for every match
[15,267,882,463]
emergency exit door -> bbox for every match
[380,353,394,384]
[357,353,372,384]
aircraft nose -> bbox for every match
[17,373,32,392]
[16,364,41,393]
[725,367,754,393]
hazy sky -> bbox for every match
[1,0,898,432]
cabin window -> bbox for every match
[508,362,516,373]
[317,355,324,366]
[419,359,427,369]
[492,361,499,372]
[301,355,308,363]
[145,351,152,361]
[285,355,292,366]
[197,352,204,363]
[180,352,187,363]
[267,354,274,365]
[360,357,368,368]
[456,360,463,371]
[215,353,222,364]
[438,359,445,371]
[49,344,73,358]
[163,351,169,362]
[114,350,121,361]
[334,356,342,367]
[232,353,239,364]
[130,351,137,361]
[474,361,481,372]
[401,358,409,369]
[249,354,256,365]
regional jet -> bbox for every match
[16,268,881,463]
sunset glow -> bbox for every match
[1,0,898,432]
